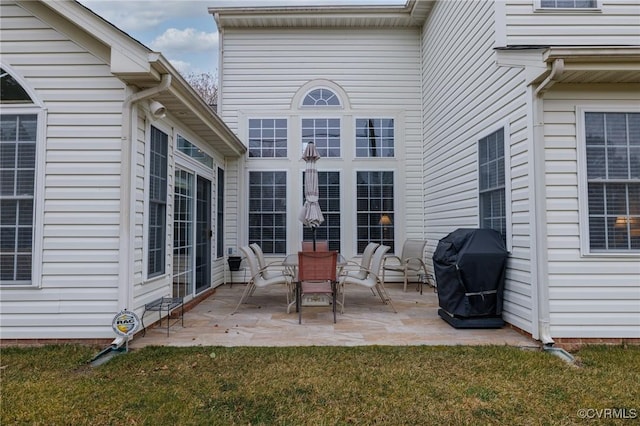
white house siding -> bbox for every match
[219,28,423,257]
[0,3,124,338]
[543,84,640,338]
[505,0,640,46]
[421,0,535,333]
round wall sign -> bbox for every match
[112,309,140,337]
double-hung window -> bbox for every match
[582,111,640,251]
[147,126,168,277]
[478,128,507,242]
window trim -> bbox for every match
[0,108,46,288]
[477,121,512,252]
[576,105,640,257]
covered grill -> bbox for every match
[432,228,507,328]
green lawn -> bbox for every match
[1,344,638,425]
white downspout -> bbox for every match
[531,60,563,347]
[118,74,172,312]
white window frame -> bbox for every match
[477,121,512,252]
[576,105,640,256]
[534,0,601,12]
[247,118,288,158]
[0,65,45,288]
[354,116,395,158]
[247,169,288,255]
[143,122,171,281]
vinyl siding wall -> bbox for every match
[0,2,124,338]
[421,0,535,333]
[504,0,640,46]
[219,28,423,258]
[543,84,640,338]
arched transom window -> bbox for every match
[302,88,341,107]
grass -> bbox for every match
[1,344,638,425]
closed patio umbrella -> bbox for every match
[299,142,324,250]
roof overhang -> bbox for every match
[209,0,434,29]
[23,0,245,158]
[496,46,640,92]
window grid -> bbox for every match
[356,171,395,254]
[540,0,597,7]
[248,171,287,254]
[302,88,341,107]
[301,118,341,158]
[302,171,341,251]
[479,128,507,241]
[248,119,287,158]
[0,114,36,283]
[586,112,640,251]
[148,126,168,277]
[173,169,193,298]
[356,118,395,158]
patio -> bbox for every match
[131,282,539,348]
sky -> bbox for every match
[78,0,407,76]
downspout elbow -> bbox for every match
[535,58,564,96]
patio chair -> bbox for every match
[250,243,289,280]
[301,240,329,251]
[342,242,380,281]
[339,244,396,313]
[382,239,428,292]
[231,246,293,315]
[297,250,339,324]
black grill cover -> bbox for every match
[433,228,507,318]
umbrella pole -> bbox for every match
[312,228,316,251]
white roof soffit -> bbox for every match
[209,0,434,28]
[536,46,640,85]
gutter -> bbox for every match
[535,58,564,96]
[117,74,172,312]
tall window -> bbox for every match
[479,128,506,241]
[147,126,168,277]
[301,118,341,158]
[540,0,597,7]
[0,114,36,283]
[1,69,36,285]
[249,171,287,254]
[173,169,193,297]
[356,118,394,158]
[302,171,341,251]
[216,167,224,258]
[356,171,394,253]
[248,119,287,158]
[585,111,640,251]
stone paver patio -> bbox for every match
[130,282,539,348]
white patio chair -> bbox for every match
[382,239,428,292]
[250,243,289,280]
[231,246,293,315]
[338,244,396,313]
[342,242,380,281]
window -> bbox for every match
[249,171,287,254]
[356,118,394,158]
[302,171,341,251]
[301,118,340,158]
[302,88,341,107]
[584,111,640,251]
[177,135,212,168]
[540,0,597,7]
[356,171,394,253]
[147,126,168,277]
[248,119,287,158]
[217,167,224,258]
[1,68,32,104]
[173,169,194,297]
[0,114,36,283]
[479,128,506,241]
